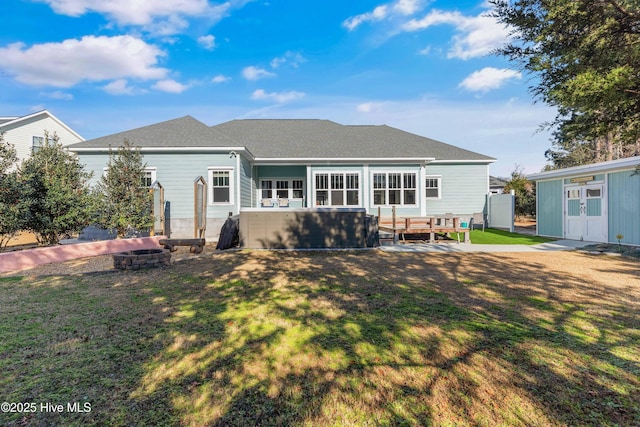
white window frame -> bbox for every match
[312,171,361,207]
[258,178,305,201]
[101,166,157,188]
[141,167,157,188]
[32,135,55,153]
[371,171,418,206]
[425,175,442,200]
[208,167,234,205]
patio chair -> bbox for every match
[278,198,289,207]
[261,198,273,207]
[471,212,486,231]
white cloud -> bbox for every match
[343,0,423,30]
[212,74,231,83]
[357,102,384,113]
[152,79,190,93]
[251,89,305,103]
[198,34,216,50]
[103,79,136,95]
[393,0,423,15]
[343,5,389,31]
[403,9,512,60]
[242,66,276,81]
[270,51,306,69]
[42,90,73,100]
[39,0,250,34]
[0,35,167,87]
[458,67,521,92]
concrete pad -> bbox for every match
[380,239,597,253]
[0,237,164,274]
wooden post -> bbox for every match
[392,206,396,229]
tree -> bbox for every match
[491,0,640,169]
[0,133,27,251]
[503,165,536,218]
[93,140,153,237]
[21,131,94,245]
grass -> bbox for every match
[453,228,556,245]
[0,250,639,426]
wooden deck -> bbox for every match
[378,216,470,243]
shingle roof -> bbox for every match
[212,119,494,161]
[68,116,236,149]
[68,116,495,162]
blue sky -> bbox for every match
[0,0,557,177]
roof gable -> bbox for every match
[0,110,84,141]
[68,116,236,150]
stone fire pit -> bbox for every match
[113,249,171,270]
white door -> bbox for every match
[565,184,606,242]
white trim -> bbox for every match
[306,165,312,208]
[420,164,427,216]
[71,146,255,158]
[362,164,370,211]
[529,156,640,180]
[430,159,496,164]
[254,157,436,165]
[207,166,235,206]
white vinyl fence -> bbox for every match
[487,192,515,232]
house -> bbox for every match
[68,116,495,241]
[0,110,85,163]
[489,176,508,194]
[528,156,640,245]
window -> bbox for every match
[314,172,360,206]
[208,168,234,204]
[372,172,417,205]
[141,168,156,188]
[260,179,305,200]
[261,180,273,199]
[425,176,441,199]
[32,135,55,153]
[292,180,304,199]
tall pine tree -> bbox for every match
[492,0,640,169]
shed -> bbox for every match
[528,157,640,245]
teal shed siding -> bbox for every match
[423,163,488,216]
[608,170,640,244]
[536,180,563,238]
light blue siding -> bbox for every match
[586,198,601,217]
[608,170,640,244]
[537,180,563,237]
[79,151,236,219]
[423,163,488,216]
[240,156,253,208]
[568,200,580,216]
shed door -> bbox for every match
[565,184,606,242]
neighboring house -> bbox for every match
[529,156,640,245]
[0,110,85,163]
[489,176,508,194]
[68,116,495,239]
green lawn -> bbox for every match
[0,250,638,426]
[454,228,556,245]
